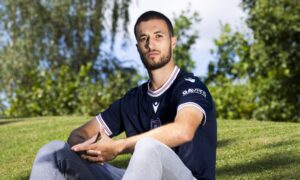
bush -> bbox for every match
[209,83,256,119]
[6,63,140,117]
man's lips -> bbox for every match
[147,51,160,58]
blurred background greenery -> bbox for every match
[0,0,299,122]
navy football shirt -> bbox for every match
[96,66,217,179]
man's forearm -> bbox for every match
[116,107,203,155]
[71,108,202,164]
[116,122,194,154]
[67,117,101,147]
[67,130,87,147]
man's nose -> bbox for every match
[146,37,154,50]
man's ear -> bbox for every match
[171,36,177,49]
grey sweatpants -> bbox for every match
[30,137,195,180]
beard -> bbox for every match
[139,45,172,71]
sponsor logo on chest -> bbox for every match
[182,88,207,98]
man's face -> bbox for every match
[135,19,176,70]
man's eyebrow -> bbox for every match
[138,33,147,38]
[154,30,164,34]
[138,30,165,39]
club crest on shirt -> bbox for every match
[150,117,161,129]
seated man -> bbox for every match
[30,10,217,180]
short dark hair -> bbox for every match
[134,11,174,39]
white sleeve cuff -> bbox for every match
[177,102,206,126]
[95,114,113,136]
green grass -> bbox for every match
[0,117,299,179]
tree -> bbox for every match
[205,24,255,119]
[206,0,300,122]
[0,0,131,90]
[0,1,202,117]
[173,6,200,72]
[0,0,140,117]
[242,0,300,121]
[205,24,251,86]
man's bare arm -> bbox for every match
[118,106,203,153]
[67,117,100,147]
[72,106,203,163]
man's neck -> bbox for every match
[148,61,176,91]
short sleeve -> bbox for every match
[175,78,213,126]
[95,99,124,137]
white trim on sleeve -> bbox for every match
[96,114,113,136]
[177,102,206,126]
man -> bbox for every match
[30,11,217,180]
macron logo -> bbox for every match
[184,77,196,83]
[152,102,160,113]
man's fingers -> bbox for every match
[83,134,101,145]
[81,138,96,145]
[81,154,103,163]
[71,144,84,151]
[72,143,91,151]
[74,133,101,150]
[86,149,101,156]
[72,136,101,151]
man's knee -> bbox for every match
[38,140,67,155]
[45,140,66,149]
[134,137,166,155]
[34,140,69,164]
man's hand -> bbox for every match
[71,132,101,156]
[71,127,123,164]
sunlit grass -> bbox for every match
[217,120,300,179]
[0,117,299,179]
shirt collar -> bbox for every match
[147,66,180,97]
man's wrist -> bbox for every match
[115,139,127,155]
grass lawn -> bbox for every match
[0,117,299,179]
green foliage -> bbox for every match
[173,6,200,72]
[0,0,130,87]
[205,24,251,85]
[251,77,299,122]
[243,0,300,122]
[0,96,6,117]
[206,0,300,122]
[0,117,299,179]
[209,83,256,119]
[6,61,140,117]
[0,0,131,70]
[206,24,255,120]
[0,1,200,117]
[0,0,142,117]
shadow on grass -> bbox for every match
[217,151,299,178]
[0,119,26,126]
[217,138,236,148]
[19,174,30,180]
[264,137,299,149]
